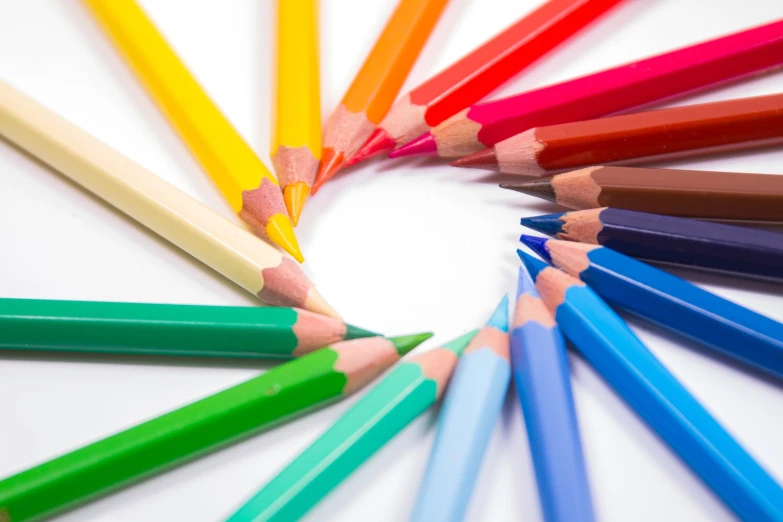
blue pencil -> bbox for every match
[512,267,593,522]
[520,235,783,381]
[518,249,783,521]
[411,296,510,522]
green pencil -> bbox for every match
[227,329,479,522]
[0,333,431,522]
[0,298,377,359]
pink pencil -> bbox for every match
[390,18,783,159]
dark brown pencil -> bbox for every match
[454,93,783,176]
[501,166,783,221]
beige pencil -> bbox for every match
[0,81,338,318]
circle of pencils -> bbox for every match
[502,166,783,222]
[522,208,783,281]
[0,334,431,521]
[391,18,783,159]
[0,298,378,359]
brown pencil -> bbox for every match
[454,93,783,176]
[501,166,783,221]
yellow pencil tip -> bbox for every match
[266,213,304,263]
[284,182,310,227]
[305,287,342,319]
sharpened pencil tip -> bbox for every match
[389,332,434,356]
[265,214,304,263]
[501,180,556,202]
[284,182,310,227]
[521,213,565,236]
[312,148,344,194]
[347,129,396,166]
[450,148,498,170]
[345,324,382,340]
[486,294,509,333]
[304,287,341,320]
[388,132,437,158]
[517,249,550,281]
[516,266,539,299]
[440,329,480,356]
[520,235,551,262]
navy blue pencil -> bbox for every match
[518,250,783,521]
[521,207,783,281]
[521,235,783,381]
[512,267,593,522]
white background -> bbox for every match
[2,1,783,520]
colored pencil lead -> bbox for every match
[344,128,396,166]
[387,131,438,158]
[501,180,557,202]
[521,214,566,236]
[520,235,554,262]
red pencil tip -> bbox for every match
[345,129,395,167]
[388,132,437,158]
[450,148,499,170]
[312,148,344,194]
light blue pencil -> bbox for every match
[519,249,783,522]
[512,267,594,522]
[410,295,510,522]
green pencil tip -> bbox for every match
[344,324,382,340]
[389,332,434,356]
[440,329,480,357]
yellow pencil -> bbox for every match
[273,0,321,226]
[83,0,304,262]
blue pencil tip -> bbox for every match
[520,213,565,236]
[516,265,539,300]
[519,235,552,262]
[517,249,550,281]
[486,294,509,332]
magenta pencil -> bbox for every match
[390,18,783,158]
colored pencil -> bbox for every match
[454,93,783,175]
[84,0,304,262]
[0,298,378,360]
[410,297,510,522]
[521,236,783,379]
[0,334,432,522]
[348,0,624,165]
[0,81,338,318]
[391,19,783,158]
[227,330,478,522]
[518,250,783,522]
[511,268,593,522]
[522,208,783,281]
[311,0,449,191]
[272,0,321,226]
[503,166,783,222]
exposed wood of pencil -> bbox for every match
[349,0,624,164]
[273,0,321,226]
[454,93,783,176]
[312,0,449,191]
[0,81,337,318]
[84,0,303,262]
[503,166,783,221]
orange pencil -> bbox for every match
[312,0,450,192]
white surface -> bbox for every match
[1,0,783,520]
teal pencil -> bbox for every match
[227,330,480,522]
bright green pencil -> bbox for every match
[227,329,479,522]
[0,298,377,359]
[0,333,431,522]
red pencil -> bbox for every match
[390,19,783,159]
[347,0,624,166]
[453,93,783,176]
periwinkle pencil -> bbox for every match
[0,82,338,317]
[85,0,304,262]
[348,0,623,164]
[0,334,432,522]
[0,299,378,359]
[391,19,783,158]
[227,330,478,522]
[511,268,593,522]
[411,297,510,522]
[454,93,783,175]
[521,236,783,380]
[503,166,783,222]
[518,250,783,522]
[522,208,783,280]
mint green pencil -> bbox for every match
[226,329,479,521]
